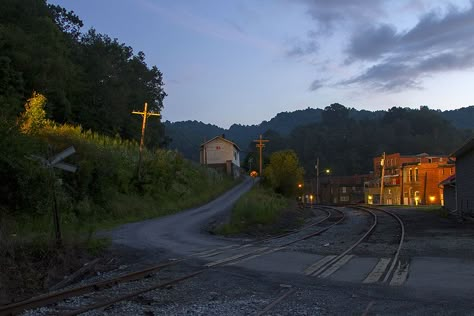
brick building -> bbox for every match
[365,153,454,205]
[400,160,454,205]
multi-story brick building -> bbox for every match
[400,159,454,205]
[365,153,454,205]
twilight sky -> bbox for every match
[48,0,474,128]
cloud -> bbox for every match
[301,0,386,34]
[286,39,319,57]
[309,79,324,91]
[342,1,474,90]
[343,49,474,91]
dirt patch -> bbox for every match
[386,207,474,259]
[0,238,113,305]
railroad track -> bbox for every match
[256,205,406,316]
[305,205,406,285]
[0,206,343,315]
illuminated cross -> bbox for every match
[132,102,160,180]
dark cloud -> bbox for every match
[309,79,323,91]
[347,4,474,61]
[343,1,474,90]
[301,0,385,34]
[286,0,384,59]
[343,49,474,91]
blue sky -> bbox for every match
[48,0,474,128]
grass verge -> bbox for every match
[215,185,307,236]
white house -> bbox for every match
[200,135,240,178]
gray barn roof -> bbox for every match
[452,137,474,158]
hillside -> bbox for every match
[165,105,473,163]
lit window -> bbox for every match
[415,168,419,182]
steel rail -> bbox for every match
[0,259,186,316]
[362,205,405,283]
[63,270,206,316]
[311,206,378,276]
[256,288,297,316]
[281,207,346,247]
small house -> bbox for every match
[200,135,241,178]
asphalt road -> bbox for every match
[109,176,255,255]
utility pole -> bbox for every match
[316,157,320,204]
[132,102,160,180]
[380,152,386,205]
[253,134,269,176]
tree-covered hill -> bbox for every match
[0,0,167,147]
[165,105,473,169]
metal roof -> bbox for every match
[451,137,474,158]
[200,136,241,151]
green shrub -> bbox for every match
[217,185,289,235]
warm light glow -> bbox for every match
[298,183,303,188]
[429,196,435,202]
[310,195,313,200]
[250,170,258,178]
[368,195,373,200]
[325,169,330,174]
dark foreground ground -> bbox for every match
[12,205,474,315]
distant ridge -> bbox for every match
[165,105,474,162]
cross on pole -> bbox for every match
[132,102,160,180]
[253,134,269,176]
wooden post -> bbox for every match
[380,152,386,205]
[132,102,160,180]
[253,135,269,176]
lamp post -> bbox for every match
[315,157,331,204]
[298,183,303,206]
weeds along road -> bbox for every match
[108,176,256,256]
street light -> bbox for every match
[297,183,303,206]
[315,157,331,204]
[429,195,436,204]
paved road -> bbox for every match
[110,177,255,255]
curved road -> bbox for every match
[109,177,255,256]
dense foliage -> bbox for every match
[167,104,473,176]
[1,94,236,238]
[0,0,167,147]
[216,185,289,235]
[263,150,304,197]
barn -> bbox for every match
[200,135,241,178]
[452,138,474,218]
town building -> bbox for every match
[449,138,474,217]
[318,174,371,204]
[199,135,241,178]
[440,175,456,212]
[365,153,454,205]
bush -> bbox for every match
[217,185,289,235]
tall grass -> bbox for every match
[217,185,289,235]
[1,120,237,242]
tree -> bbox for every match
[19,92,48,134]
[263,150,304,196]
